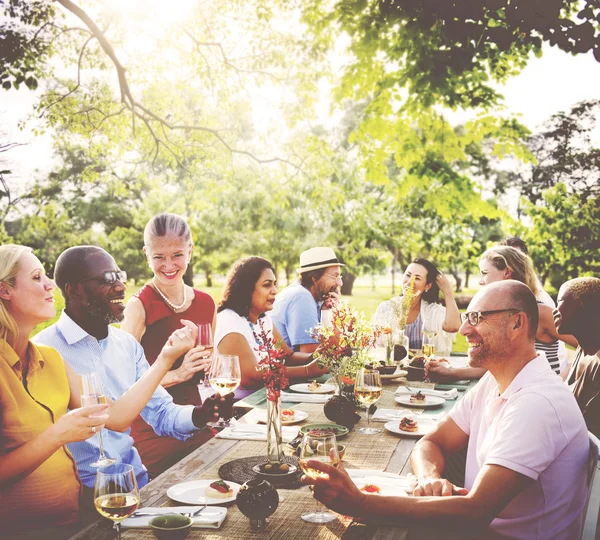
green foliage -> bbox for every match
[298,0,600,110]
[523,183,600,291]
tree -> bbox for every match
[523,183,600,293]
[513,99,600,206]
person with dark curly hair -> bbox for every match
[214,257,328,399]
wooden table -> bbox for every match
[70,379,474,540]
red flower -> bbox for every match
[255,319,288,402]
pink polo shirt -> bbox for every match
[449,354,589,539]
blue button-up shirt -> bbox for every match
[34,311,196,488]
[271,282,321,350]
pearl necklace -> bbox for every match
[152,278,187,311]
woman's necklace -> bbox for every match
[246,315,267,345]
[152,277,187,311]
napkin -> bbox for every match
[371,408,447,422]
[216,424,300,442]
[395,386,458,400]
[121,506,227,529]
[281,391,331,404]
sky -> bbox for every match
[2,43,600,191]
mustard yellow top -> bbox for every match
[0,339,81,531]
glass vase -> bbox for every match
[393,330,410,365]
[266,396,283,464]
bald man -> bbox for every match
[302,281,589,539]
[555,277,600,438]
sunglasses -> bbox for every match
[78,270,127,285]
[461,308,520,326]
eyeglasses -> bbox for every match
[461,309,520,326]
[78,270,127,285]
[323,273,343,281]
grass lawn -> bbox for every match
[33,281,468,353]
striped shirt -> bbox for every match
[33,311,196,489]
[405,311,423,350]
[535,339,561,375]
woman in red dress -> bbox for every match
[121,213,215,477]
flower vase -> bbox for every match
[393,330,410,364]
[266,397,283,464]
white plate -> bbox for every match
[167,480,241,505]
[256,409,309,425]
[347,469,411,496]
[395,395,445,408]
[289,383,336,394]
[384,418,438,438]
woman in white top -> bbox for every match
[372,258,461,354]
[215,257,328,399]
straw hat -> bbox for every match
[297,247,345,274]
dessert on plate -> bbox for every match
[399,417,418,432]
[282,409,296,421]
[205,480,233,499]
[410,391,427,404]
[307,380,321,391]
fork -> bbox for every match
[132,505,207,518]
[185,505,207,518]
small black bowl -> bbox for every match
[149,514,192,540]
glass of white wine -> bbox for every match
[422,329,437,360]
[207,354,241,428]
[354,368,382,434]
[81,372,116,467]
[298,432,340,523]
[94,463,140,540]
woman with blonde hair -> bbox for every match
[0,244,196,537]
[478,245,577,375]
[122,213,215,477]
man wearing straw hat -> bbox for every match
[272,247,344,353]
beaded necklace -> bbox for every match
[246,315,267,346]
[152,277,187,311]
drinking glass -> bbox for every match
[94,463,140,540]
[197,322,214,386]
[80,373,116,467]
[207,354,241,428]
[298,432,340,523]
[422,329,437,360]
[354,368,382,434]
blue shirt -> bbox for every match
[271,282,320,349]
[33,311,196,488]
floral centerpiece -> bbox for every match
[255,319,288,465]
[311,301,381,428]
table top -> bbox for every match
[70,379,475,540]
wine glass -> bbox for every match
[80,373,116,467]
[354,368,382,434]
[94,463,140,540]
[207,354,241,428]
[298,432,340,523]
[422,329,437,360]
[197,322,214,386]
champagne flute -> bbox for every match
[207,354,241,428]
[81,373,116,467]
[422,329,437,360]
[197,322,214,387]
[298,432,340,523]
[94,463,140,540]
[354,368,382,434]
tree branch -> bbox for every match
[54,0,300,168]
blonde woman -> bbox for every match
[0,244,197,536]
[121,213,215,477]
[479,246,578,375]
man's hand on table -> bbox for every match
[413,474,469,497]
[300,459,367,517]
[192,393,234,427]
[424,360,454,381]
